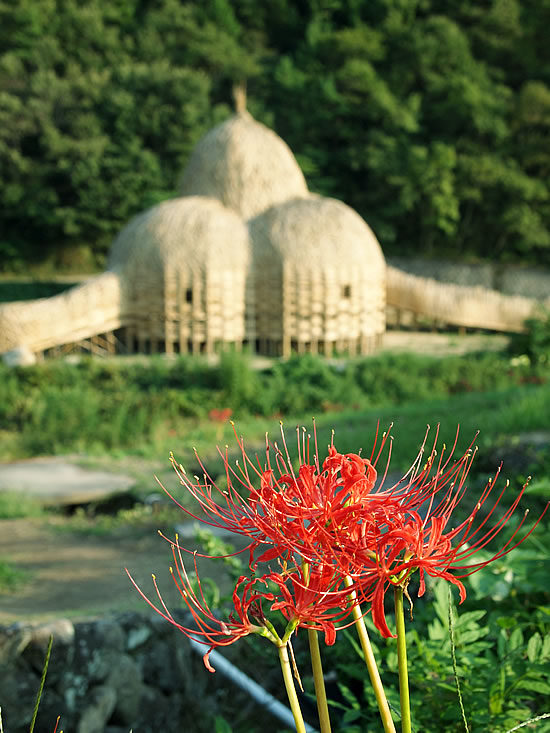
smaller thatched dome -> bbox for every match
[249,196,386,355]
[249,196,385,272]
[107,196,251,352]
[108,196,250,280]
[178,111,308,220]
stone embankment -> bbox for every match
[0,612,211,733]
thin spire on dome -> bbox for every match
[232,80,247,114]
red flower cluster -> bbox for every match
[129,422,548,669]
[208,407,233,423]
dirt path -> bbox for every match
[0,516,237,624]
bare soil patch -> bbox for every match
[0,515,238,624]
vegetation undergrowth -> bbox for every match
[1,349,550,468]
[187,492,550,733]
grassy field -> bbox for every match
[1,347,549,462]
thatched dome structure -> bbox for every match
[108,196,250,354]
[0,111,391,361]
[248,196,386,356]
[179,111,308,220]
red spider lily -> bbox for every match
[243,424,480,570]
[267,562,373,645]
[345,466,549,638]
[209,407,233,423]
[161,422,466,568]
[125,544,279,672]
[152,422,548,641]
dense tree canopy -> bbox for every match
[1,0,549,270]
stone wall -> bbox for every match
[0,612,215,733]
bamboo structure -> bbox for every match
[0,272,124,356]
[107,196,250,355]
[1,110,390,360]
[386,266,544,333]
[17,109,548,359]
[249,196,386,357]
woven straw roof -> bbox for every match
[178,111,308,220]
[108,196,250,280]
[248,196,385,271]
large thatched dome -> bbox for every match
[108,196,250,353]
[248,196,386,356]
[178,111,308,220]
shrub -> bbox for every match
[509,312,550,365]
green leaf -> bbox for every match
[214,717,233,733]
[509,627,524,652]
[516,679,550,695]
[497,616,517,629]
[527,633,542,663]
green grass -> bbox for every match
[144,382,550,483]
[0,558,30,591]
[0,492,45,519]
[311,383,550,471]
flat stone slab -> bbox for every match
[0,457,135,505]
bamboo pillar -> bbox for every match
[282,262,291,358]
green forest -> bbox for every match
[1,0,550,271]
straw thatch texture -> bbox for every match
[386,266,545,332]
[249,197,386,356]
[179,111,309,220]
[109,196,250,353]
[0,272,123,355]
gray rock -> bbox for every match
[0,458,135,506]
[0,612,219,733]
[77,685,117,733]
[1,346,37,367]
[107,654,143,725]
[30,619,75,646]
[73,620,124,683]
[139,639,180,692]
[0,663,40,731]
[126,624,152,651]
[24,619,75,683]
[0,626,31,666]
[138,686,186,733]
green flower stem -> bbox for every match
[345,576,396,733]
[394,586,412,733]
[278,643,307,733]
[301,559,332,732]
[307,628,332,733]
